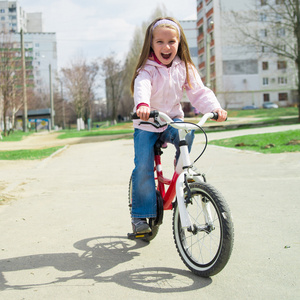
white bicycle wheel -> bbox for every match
[173,182,234,277]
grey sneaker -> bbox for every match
[132,218,151,234]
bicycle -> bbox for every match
[127,111,234,277]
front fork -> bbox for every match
[176,172,215,233]
[175,135,214,232]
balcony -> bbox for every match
[198,47,205,55]
[197,2,203,12]
[197,18,203,27]
[206,8,214,18]
[199,61,205,69]
[197,33,204,42]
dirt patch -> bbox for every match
[0,181,15,205]
[0,131,133,151]
[286,139,300,145]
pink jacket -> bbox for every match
[133,56,221,132]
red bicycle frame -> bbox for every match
[154,152,179,211]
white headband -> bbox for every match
[152,19,181,39]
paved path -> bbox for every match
[0,125,299,299]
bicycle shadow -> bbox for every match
[0,235,211,293]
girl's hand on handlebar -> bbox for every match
[213,108,227,122]
[136,105,150,121]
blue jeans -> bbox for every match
[131,120,194,219]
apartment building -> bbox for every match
[180,20,199,69]
[197,0,297,109]
[0,0,25,33]
[180,20,201,113]
[0,0,57,94]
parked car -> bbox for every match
[263,102,278,109]
[242,105,258,110]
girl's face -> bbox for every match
[152,26,179,67]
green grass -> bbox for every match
[227,107,298,118]
[0,146,64,160]
[0,130,33,142]
[57,129,133,139]
[209,130,300,154]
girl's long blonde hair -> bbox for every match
[130,17,196,95]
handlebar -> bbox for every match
[131,111,159,120]
[131,110,220,130]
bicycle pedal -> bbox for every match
[127,232,151,240]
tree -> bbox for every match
[229,0,300,121]
[0,33,23,135]
[101,53,124,124]
[102,5,170,122]
[61,58,100,124]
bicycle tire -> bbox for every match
[128,176,161,242]
[172,182,234,277]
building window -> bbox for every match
[262,46,270,52]
[198,25,203,36]
[261,0,267,6]
[262,61,268,70]
[278,77,287,85]
[207,16,213,29]
[276,27,285,37]
[199,68,205,76]
[190,47,198,57]
[25,50,33,57]
[199,54,204,63]
[0,9,5,13]
[277,60,287,69]
[260,13,267,22]
[275,13,282,22]
[263,94,270,102]
[198,40,204,49]
[260,29,267,37]
[278,93,288,101]
[211,79,216,90]
[263,78,269,85]
[277,44,286,52]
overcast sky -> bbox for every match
[19,0,197,69]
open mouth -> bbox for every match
[161,53,171,60]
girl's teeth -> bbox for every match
[162,53,171,59]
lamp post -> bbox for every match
[60,79,66,129]
[20,29,28,132]
[206,20,214,89]
[206,33,211,88]
[49,64,55,130]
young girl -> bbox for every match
[130,17,227,234]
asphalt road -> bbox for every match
[0,125,299,299]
